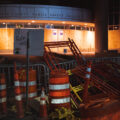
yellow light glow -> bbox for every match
[0,28,96,55]
[108,30,120,51]
[0,20,95,27]
[1,21,119,55]
[0,20,95,54]
[45,29,95,54]
[0,28,14,54]
[62,21,66,24]
[86,31,95,48]
[32,21,35,23]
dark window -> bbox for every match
[65,25,70,29]
[53,25,64,29]
[76,26,81,30]
[115,14,119,25]
[109,15,113,25]
[70,25,75,30]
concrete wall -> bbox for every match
[95,0,108,53]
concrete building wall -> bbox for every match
[95,0,109,53]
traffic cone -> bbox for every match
[39,87,48,120]
[0,73,7,115]
[14,63,24,119]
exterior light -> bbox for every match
[71,25,74,26]
[28,23,31,25]
[114,26,118,29]
[3,23,5,24]
[32,21,35,23]
[62,22,65,24]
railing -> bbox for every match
[0,60,77,95]
[57,56,120,70]
[0,63,49,94]
[58,60,77,70]
[87,56,120,64]
[0,56,120,96]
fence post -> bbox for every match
[83,61,92,103]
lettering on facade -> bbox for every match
[0,5,92,22]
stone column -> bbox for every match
[95,0,109,53]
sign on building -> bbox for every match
[14,29,44,56]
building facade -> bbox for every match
[0,1,119,54]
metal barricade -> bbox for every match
[57,57,120,68]
[0,60,77,96]
[58,60,77,70]
[87,57,120,64]
[0,63,49,95]
[0,57,120,102]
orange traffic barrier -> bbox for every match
[49,89,70,97]
[49,70,70,109]
[0,73,7,114]
[39,87,48,120]
[83,61,92,103]
[18,68,37,100]
[14,63,24,119]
